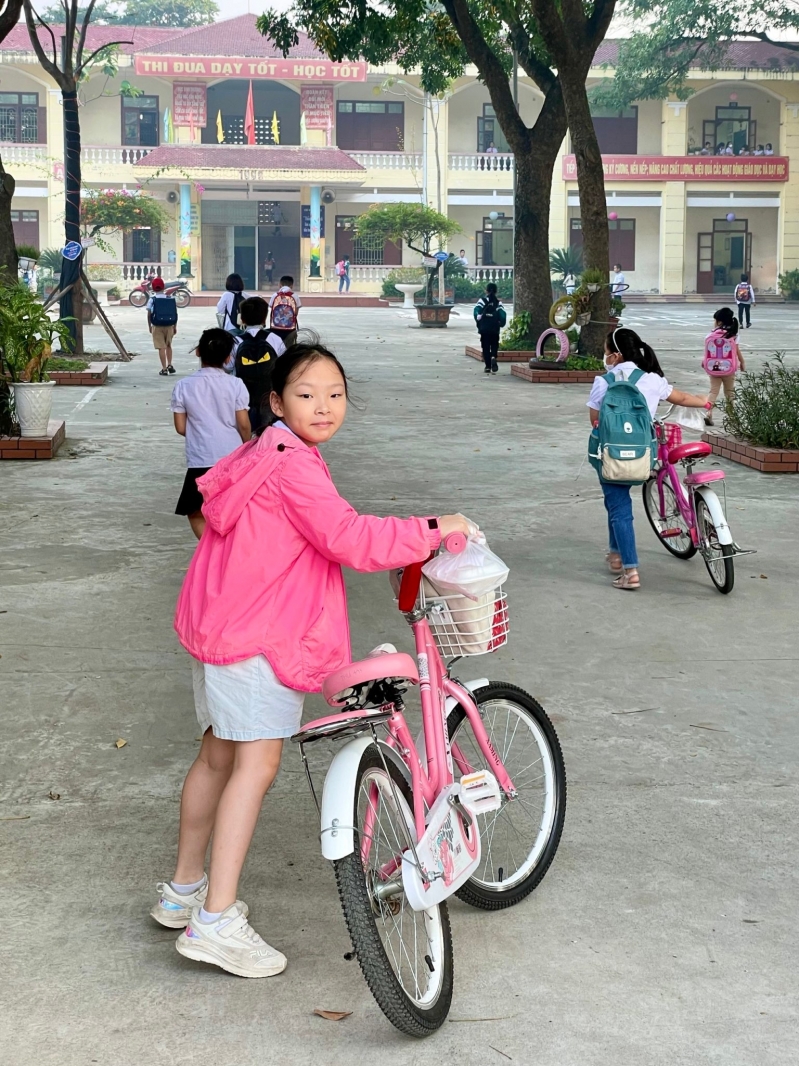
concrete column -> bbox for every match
[549,137,570,250]
[779,100,799,273]
[309,184,321,277]
[179,182,192,277]
[659,101,689,293]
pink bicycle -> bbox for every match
[292,533,566,1037]
[642,419,754,594]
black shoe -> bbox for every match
[159,368,170,376]
[167,364,176,374]
[491,359,499,373]
[484,367,491,374]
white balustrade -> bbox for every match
[82,146,155,166]
[348,151,423,170]
[466,266,514,282]
[449,153,515,174]
[0,143,46,164]
[345,264,396,284]
[121,262,166,283]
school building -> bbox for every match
[2,16,799,296]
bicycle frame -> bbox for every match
[652,434,702,546]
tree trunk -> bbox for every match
[60,86,83,354]
[0,154,17,284]
[562,75,610,354]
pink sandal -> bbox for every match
[605,552,623,574]
[612,568,640,591]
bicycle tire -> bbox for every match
[549,295,577,329]
[447,683,566,911]
[128,289,147,308]
[174,289,191,308]
[333,746,453,1037]
[696,497,735,594]
[642,476,696,559]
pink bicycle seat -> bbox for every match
[669,441,712,464]
[684,469,726,486]
[322,652,420,708]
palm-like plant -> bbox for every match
[549,246,584,280]
[0,282,73,382]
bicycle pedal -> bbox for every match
[459,770,502,816]
[660,528,684,538]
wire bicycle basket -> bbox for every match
[420,580,509,657]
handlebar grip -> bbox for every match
[443,532,467,554]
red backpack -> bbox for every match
[270,290,298,331]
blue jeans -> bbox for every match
[601,482,639,568]
[338,274,350,292]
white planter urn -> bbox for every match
[11,380,55,437]
[395,282,426,309]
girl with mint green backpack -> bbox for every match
[586,329,711,591]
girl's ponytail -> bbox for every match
[713,306,739,338]
[605,327,665,378]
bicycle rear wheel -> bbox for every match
[696,496,734,594]
[642,476,696,558]
[447,683,566,910]
[333,746,453,1037]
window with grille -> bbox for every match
[123,227,161,262]
[477,104,510,153]
[336,100,404,151]
[122,96,159,146]
[0,92,39,143]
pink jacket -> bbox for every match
[174,425,441,692]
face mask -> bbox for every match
[603,355,615,370]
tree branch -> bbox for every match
[24,2,62,83]
[76,39,133,76]
[75,0,98,70]
[587,0,617,48]
[0,0,23,45]
[440,0,528,150]
[750,30,799,54]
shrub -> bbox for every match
[499,313,576,351]
[87,263,122,282]
[723,354,799,449]
[381,267,426,298]
[107,286,122,299]
[38,247,64,274]
[778,269,799,301]
[16,243,39,261]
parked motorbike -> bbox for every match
[128,277,192,309]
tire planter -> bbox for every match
[11,380,56,437]
[535,328,570,363]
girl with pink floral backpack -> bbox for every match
[703,307,746,426]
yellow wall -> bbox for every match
[683,205,780,292]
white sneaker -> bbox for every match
[150,878,249,929]
[176,905,287,978]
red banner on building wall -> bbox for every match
[136,55,367,82]
[173,83,207,127]
[562,154,789,181]
[300,85,333,129]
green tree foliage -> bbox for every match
[37,0,218,25]
[549,246,584,279]
[600,0,799,108]
[355,202,461,257]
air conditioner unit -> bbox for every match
[166,190,179,203]
[321,188,336,204]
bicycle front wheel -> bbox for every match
[334,746,453,1037]
[447,683,566,910]
[696,496,734,594]
[642,476,696,558]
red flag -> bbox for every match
[244,81,256,146]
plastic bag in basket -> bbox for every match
[424,580,508,655]
[663,403,705,435]
[421,534,509,601]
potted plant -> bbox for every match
[16,243,39,273]
[580,266,605,293]
[0,283,72,437]
[355,204,462,328]
[107,285,122,303]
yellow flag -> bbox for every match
[271,110,280,145]
[216,109,224,144]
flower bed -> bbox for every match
[511,364,604,384]
[48,361,108,387]
[702,429,799,473]
[465,345,520,363]
[0,419,65,460]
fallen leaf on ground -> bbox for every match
[0,815,30,821]
[313,1009,352,1022]
[115,738,128,749]
[47,791,61,801]
[760,574,768,579]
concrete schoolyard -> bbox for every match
[1,302,797,1065]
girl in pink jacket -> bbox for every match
[151,341,476,979]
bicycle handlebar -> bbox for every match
[397,532,468,613]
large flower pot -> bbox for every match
[11,380,55,437]
[416,305,453,328]
[395,282,426,309]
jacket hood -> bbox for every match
[197,426,303,536]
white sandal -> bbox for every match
[612,568,640,591]
[606,552,623,574]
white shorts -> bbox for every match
[191,655,305,742]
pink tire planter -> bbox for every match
[11,380,56,437]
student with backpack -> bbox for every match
[587,328,711,591]
[216,274,250,334]
[335,254,351,292]
[268,275,301,348]
[147,276,179,376]
[734,274,755,328]
[473,282,507,374]
[170,329,251,540]
[233,296,286,432]
[703,307,745,426]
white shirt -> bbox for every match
[146,292,170,312]
[232,325,287,356]
[764,147,774,155]
[611,271,626,293]
[587,362,672,419]
[170,367,249,468]
[216,290,250,329]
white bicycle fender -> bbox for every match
[414,677,489,767]
[695,486,733,545]
[319,736,411,861]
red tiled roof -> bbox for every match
[133,144,365,171]
[595,38,799,72]
[143,15,325,59]
[1,23,183,56]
